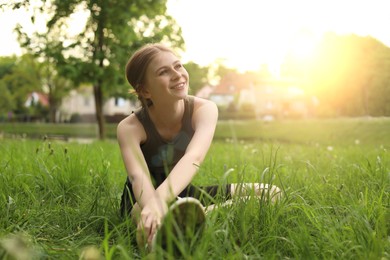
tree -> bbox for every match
[365,48,390,116]
[183,62,209,95]
[0,3,77,123]
[0,55,42,119]
[0,57,17,117]
[9,0,184,139]
[44,68,74,122]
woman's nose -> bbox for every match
[172,69,181,79]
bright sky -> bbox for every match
[1,0,390,74]
[166,0,390,74]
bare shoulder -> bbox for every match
[192,96,218,113]
[191,96,218,127]
[117,113,146,143]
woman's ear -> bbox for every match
[139,86,151,99]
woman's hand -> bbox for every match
[136,196,168,249]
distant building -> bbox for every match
[253,82,309,119]
[209,71,258,108]
[209,73,313,119]
[25,92,49,107]
[209,84,235,107]
[195,85,215,99]
[58,86,137,123]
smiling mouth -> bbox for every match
[171,82,186,89]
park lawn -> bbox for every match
[0,119,389,259]
[1,117,390,147]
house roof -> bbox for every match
[213,72,261,95]
[195,85,215,99]
[25,92,49,107]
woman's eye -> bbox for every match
[159,70,167,75]
[175,64,183,69]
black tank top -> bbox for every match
[134,96,195,187]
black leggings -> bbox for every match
[120,178,232,217]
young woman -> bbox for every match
[117,43,281,248]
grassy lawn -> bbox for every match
[0,118,389,259]
[1,117,390,146]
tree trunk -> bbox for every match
[49,105,56,123]
[93,10,106,140]
[48,84,57,123]
[93,84,105,140]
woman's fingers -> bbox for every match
[148,217,161,244]
[137,199,167,248]
[138,214,160,247]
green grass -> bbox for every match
[1,117,390,147]
[0,123,101,139]
[0,119,389,259]
[215,117,390,146]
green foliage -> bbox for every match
[184,62,209,95]
[0,56,16,78]
[215,64,238,80]
[0,57,16,112]
[0,52,73,122]
[0,81,14,115]
[366,56,390,116]
[13,11,80,122]
[0,55,41,116]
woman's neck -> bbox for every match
[148,99,185,138]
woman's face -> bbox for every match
[142,51,189,103]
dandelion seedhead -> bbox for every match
[0,233,39,260]
[79,246,102,260]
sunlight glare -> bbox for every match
[289,31,317,62]
[167,0,390,74]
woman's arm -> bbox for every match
[156,98,218,202]
[117,115,167,243]
[117,115,159,210]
